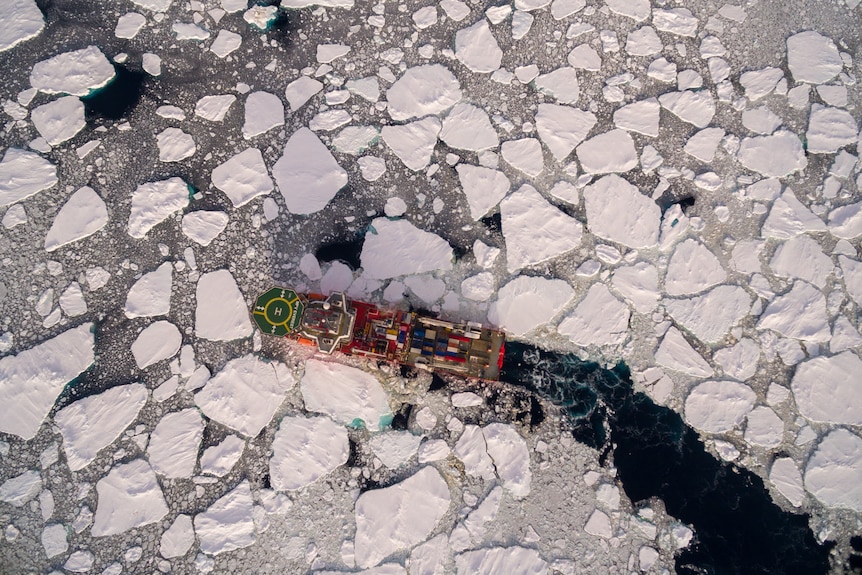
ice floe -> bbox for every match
[128,178,190,239]
[535,103,596,161]
[456,546,547,575]
[455,164,511,220]
[440,103,498,151]
[665,285,750,343]
[558,284,630,347]
[242,91,284,139]
[44,186,108,252]
[455,20,502,73]
[786,30,844,85]
[125,262,173,318]
[757,281,830,342]
[770,457,805,507]
[30,46,115,96]
[804,428,862,512]
[386,65,461,121]
[182,211,229,246]
[0,0,44,52]
[684,380,755,434]
[664,239,726,296]
[31,96,86,146]
[790,351,862,425]
[91,459,168,537]
[0,148,58,207]
[270,415,349,490]
[132,320,181,368]
[148,408,204,478]
[300,359,390,428]
[577,129,637,173]
[737,131,807,178]
[361,217,453,279]
[655,327,712,377]
[195,94,236,122]
[0,323,94,440]
[806,105,858,154]
[613,98,660,137]
[195,481,255,554]
[194,269,253,341]
[0,470,41,506]
[160,515,195,559]
[583,175,659,249]
[381,117,441,171]
[501,138,544,177]
[200,435,245,477]
[488,276,573,336]
[55,383,147,471]
[658,91,715,128]
[211,148,273,208]
[272,127,347,214]
[761,189,826,239]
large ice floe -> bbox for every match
[2,0,862,573]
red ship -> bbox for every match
[251,287,506,381]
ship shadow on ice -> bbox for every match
[500,341,833,575]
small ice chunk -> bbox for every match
[655,327,713,377]
[242,91,284,139]
[757,281,831,342]
[488,276,574,336]
[194,94,236,122]
[31,96,86,146]
[500,184,583,272]
[613,98,660,137]
[195,481,255,554]
[558,284,630,346]
[440,103,498,151]
[787,31,843,85]
[270,415,348,489]
[770,457,805,507]
[273,127,347,214]
[211,148,272,208]
[44,186,108,252]
[91,459,168,537]
[455,20,502,73]
[41,523,67,557]
[0,148,58,207]
[386,65,461,121]
[196,269,252,336]
[161,515,195,559]
[127,177,190,238]
[361,217,452,279]
[30,46,115,96]
[577,129,637,173]
[535,103,596,161]
[685,380,755,433]
[381,116,441,171]
[791,351,862,425]
[806,105,858,154]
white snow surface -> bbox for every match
[195,354,294,437]
[535,103,596,161]
[658,90,715,128]
[300,359,391,428]
[583,175,660,249]
[488,276,574,336]
[195,94,236,121]
[195,481,256,554]
[55,383,147,471]
[613,98,660,137]
[0,470,42,507]
[160,515,195,559]
[91,459,169,537]
[127,177,190,239]
[500,184,583,273]
[272,127,348,214]
[200,435,245,477]
[455,546,547,575]
[577,129,637,173]
[285,76,323,110]
[664,239,726,296]
[31,96,86,146]
[44,186,108,252]
[30,46,115,96]
[533,67,580,104]
[737,131,807,178]
[354,466,450,568]
[181,211,229,246]
[242,91,284,139]
[381,117,441,171]
[455,20,502,73]
[456,164,511,220]
[131,320,182,369]
[124,262,172,318]
[790,351,862,425]
[786,30,843,84]
[361,217,452,280]
[0,0,45,52]
[440,103,498,151]
[156,127,196,162]
[770,457,805,507]
[558,283,630,347]
[501,138,544,177]
[482,423,532,498]
[761,189,826,239]
[655,327,712,377]
[769,235,832,289]
[684,380,756,434]
[0,323,94,440]
[270,415,349,490]
[0,148,58,207]
[369,431,423,468]
[806,105,859,154]
[612,262,659,313]
[757,281,831,342]
[665,286,750,344]
[147,408,204,478]
[805,429,862,512]
[211,148,273,207]
[194,270,252,341]
[385,65,461,121]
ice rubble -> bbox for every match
[270,415,349,490]
[272,127,348,214]
[44,186,108,252]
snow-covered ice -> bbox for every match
[55,383,147,471]
[182,211,229,246]
[583,175,660,249]
[361,218,452,280]
[0,148,58,207]
[684,380,755,434]
[558,284,630,347]
[270,415,349,490]
[44,186,108,252]
[242,91,284,139]
[195,481,256,554]
[786,30,844,85]
[440,103,498,151]
[272,127,347,214]
[211,148,273,207]
[148,408,204,478]
[30,46,115,96]
[535,103,596,161]
[0,0,45,52]
[757,281,830,342]
[160,515,195,559]
[125,262,172,318]
[127,178,190,239]
[385,65,461,121]
[577,129,637,173]
[804,428,862,512]
[132,320,181,369]
[455,164,511,220]
[31,96,85,146]
[195,270,252,341]
[455,20,502,73]
[791,351,862,425]
[91,459,169,537]
[381,117,441,171]
[455,546,547,575]
[300,359,391,428]
[488,276,573,336]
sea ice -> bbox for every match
[41,523,67,558]
[612,262,659,313]
[501,138,544,177]
[354,466,450,568]
[173,22,210,40]
[0,148,58,207]
[770,457,805,507]
[558,284,630,347]
[577,129,637,173]
[500,184,583,272]
[369,430,422,468]
[200,435,245,477]
[272,127,347,214]
[44,186,108,252]
[0,323,94,440]
[605,0,649,20]
[360,217,452,279]
[790,351,862,425]
[830,316,862,353]
[31,96,86,146]
[381,117,441,171]
[654,327,713,377]
[132,320,181,369]
[195,481,256,554]
[737,131,807,178]
[804,428,862,512]
[613,98,660,137]
[194,94,236,122]
[455,546,547,575]
[195,269,252,341]
[0,470,41,506]
[195,355,294,437]
[652,7,698,36]
[30,46,115,96]
[786,31,843,85]
[124,262,172,318]
[317,43,350,63]
[625,27,663,56]
[55,383,147,471]
[132,0,172,10]
[535,103,596,161]
[284,76,323,110]
[829,201,862,239]
[455,164,511,220]
[684,380,756,433]
[664,239,726,296]
[270,415,348,490]
[385,65,461,121]
[742,107,782,135]
[583,175,660,249]
[148,408,204,478]
[242,91,284,139]
[300,359,391,428]
[713,338,760,380]
[684,128,724,162]
[744,406,783,448]
[757,281,831,342]
[769,235,832,288]
[160,515,195,558]
[482,423,531,498]
[806,105,858,154]
[440,103,498,151]
[211,148,273,207]
[567,44,601,71]
[840,256,862,307]
[210,30,242,57]
[488,276,574,336]
[127,177,190,238]
[658,91,715,128]
[664,286,750,344]
[0,0,45,52]
[739,68,784,101]
[182,211,229,246]
[533,68,580,104]
[760,189,826,239]
[91,459,169,537]
[455,20,502,73]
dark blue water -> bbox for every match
[500,342,832,575]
